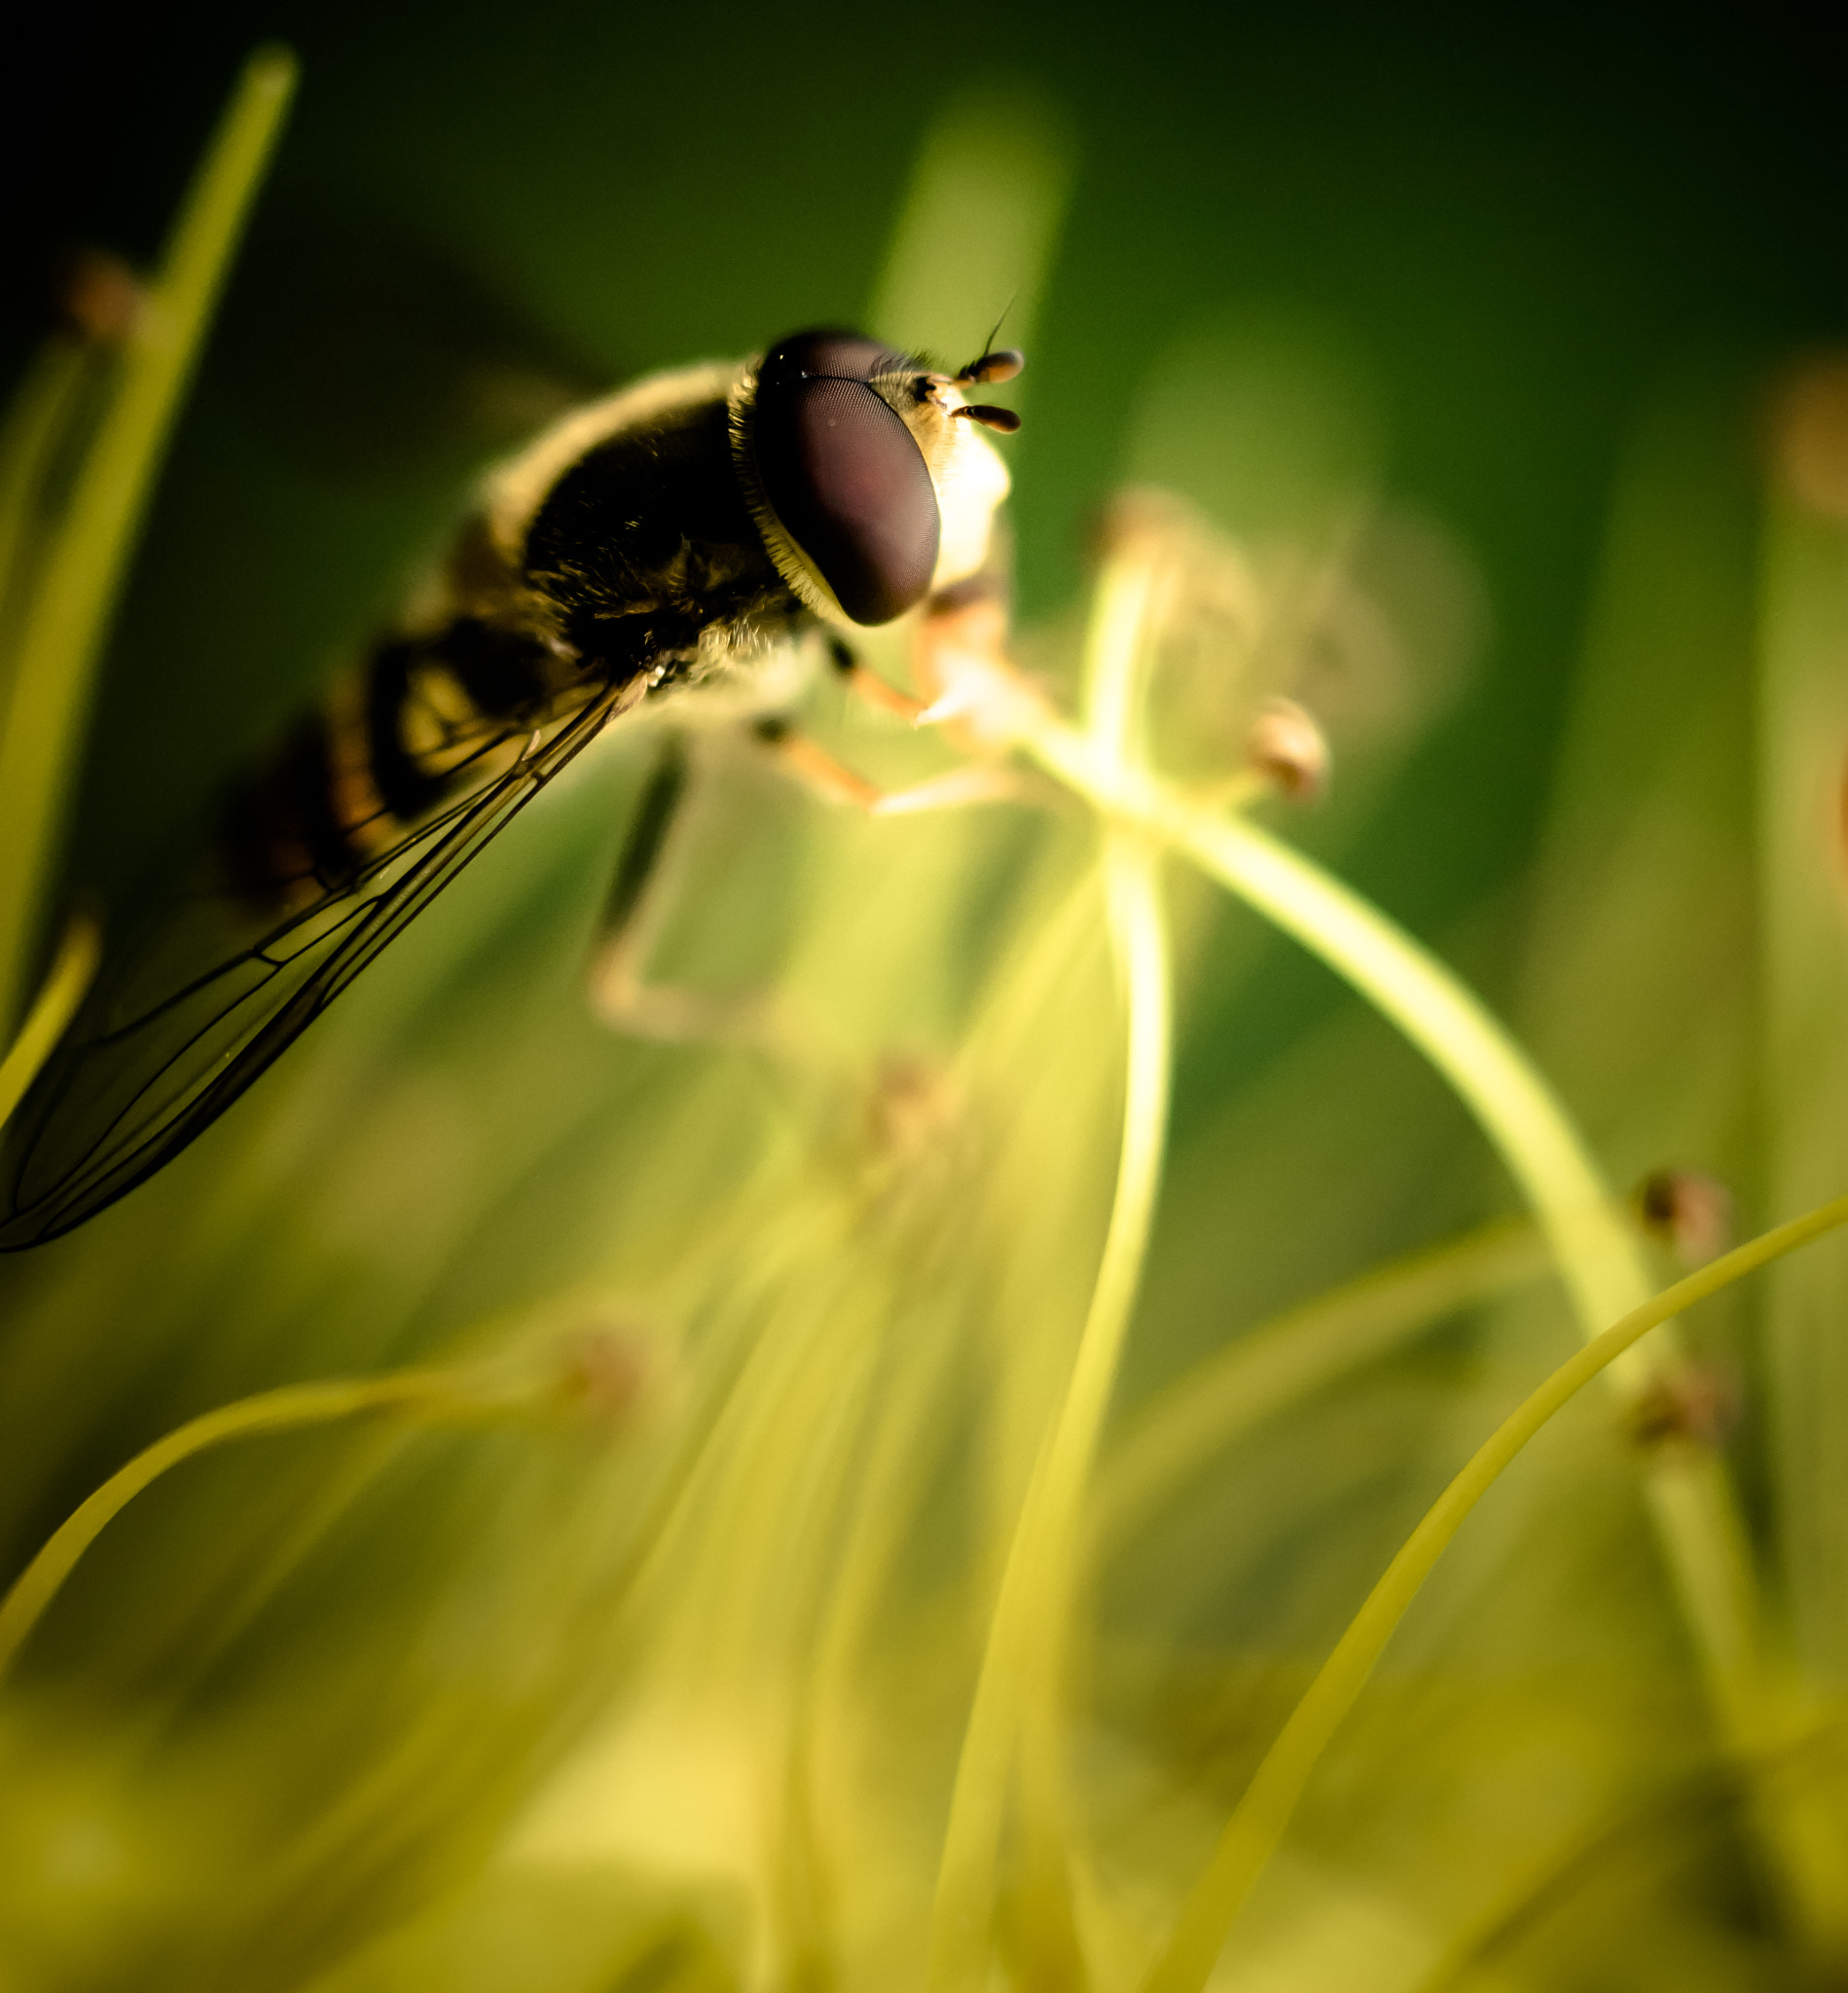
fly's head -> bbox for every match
[732,329,1022,628]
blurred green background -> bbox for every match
[4,0,1841,929]
[2,10,1846,1988]
[4,0,1838,1349]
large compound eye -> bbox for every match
[752,328,941,626]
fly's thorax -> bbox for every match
[510,365,798,691]
[479,359,742,562]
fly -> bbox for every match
[0,329,1024,1249]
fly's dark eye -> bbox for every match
[753,327,941,626]
[758,329,899,391]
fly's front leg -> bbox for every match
[586,735,770,1043]
[752,614,1031,817]
[751,705,1026,817]
[587,708,1009,1055]
[750,715,883,810]
[822,633,926,724]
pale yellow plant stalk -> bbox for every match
[1414,1711,1848,1993]
[917,525,1813,1981]
[1024,671,1848,1961]
[1015,676,1778,1730]
[1004,647,1848,1954]
[927,546,1176,1992]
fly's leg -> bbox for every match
[752,707,1027,816]
[759,618,1033,815]
[751,715,883,810]
[590,607,1033,1047]
[822,633,926,723]
[586,734,773,1043]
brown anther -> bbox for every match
[865,1052,959,1164]
[1084,488,1189,567]
[554,1324,647,1427]
[1636,1167,1733,1267]
[57,247,146,347]
[1248,697,1329,802]
[1627,1365,1741,1453]
[1765,353,1848,524]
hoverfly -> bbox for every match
[0,328,1024,1249]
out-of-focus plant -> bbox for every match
[4,52,1848,1993]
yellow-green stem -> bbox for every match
[0,911,100,1136]
[927,842,1171,1992]
[1415,1714,1848,1993]
[1139,1188,1848,1993]
[1020,718,1772,1735]
[0,48,296,1035]
[1092,1216,1551,1557]
[928,559,1175,1991]
[0,343,93,702]
[0,1366,497,1686]
[1027,726,1649,1344]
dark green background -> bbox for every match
[4,0,1843,947]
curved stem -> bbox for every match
[1027,727,1651,1344]
[1091,1216,1551,1558]
[1006,694,1848,1940]
[0,343,94,700]
[1414,1714,1848,1993]
[1138,1188,1848,1993]
[0,1365,504,1685]
[928,550,1176,1992]
[1019,718,1772,1724]
[0,910,100,1135]
[926,840,1171,1992]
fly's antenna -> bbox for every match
[948,297,1024,431]
[951,402,1021,433]
[952,295,1024,389]
[978,298,1015,362]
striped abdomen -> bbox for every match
[214,603,605,910]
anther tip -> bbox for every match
[1248,698,1329,802]
[1636,1167,1733,1267]
[57,247,145,347]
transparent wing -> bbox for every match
[0,686,626,1250]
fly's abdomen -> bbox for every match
[215,609,585,911]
